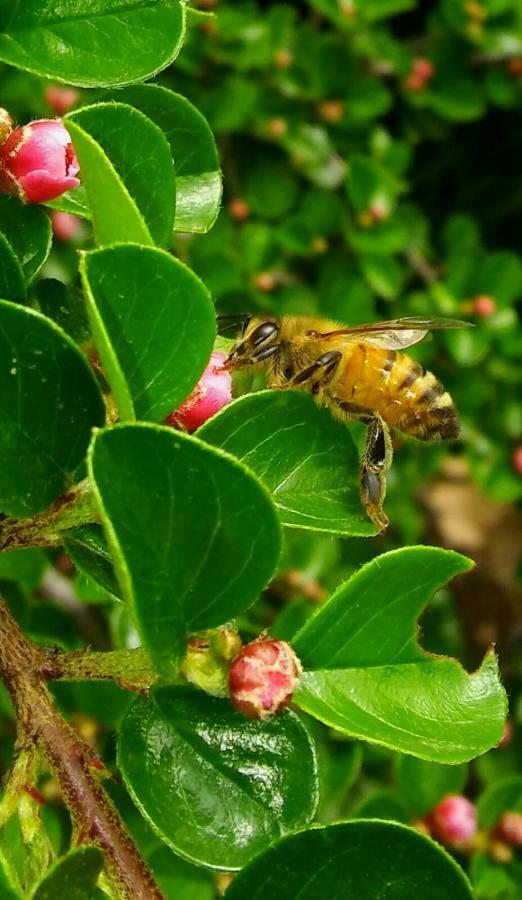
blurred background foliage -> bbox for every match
[1,0,522,896]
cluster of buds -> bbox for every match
[0,107,80,204]
[404,58,434,93]
[165,351,232,432]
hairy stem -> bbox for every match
[0,479,98,552]
[0,598,164,900]
[42,647,158,693]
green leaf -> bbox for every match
[63,525,120,600]
[293,547,506,762]
[148,846,214,900]
[0,196,52,285]
[103,85,222,234]
[89,425,281,675]
[0,849,20,900]
[477,776,522,829]
[0,231,25,303]
[0,1,185,89]
[396,756,467,817]
[200,391,377,537]
[0,548,48,592]
[0,300,105,517]
[80,244,215,423]
[30,847,103,899]
[66,103,175,248]
[225,820,473,900]
[118,688,318,870]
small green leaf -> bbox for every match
[200,391,376,536]
[30,847,103,899]
[0,196,52,285]
[292,547,506,762]
[118,688,318,870]
[0,1,185,89]
[89,425,281,675]
[0,231,26,303]
[225,820,473,899]
[63,525,120,600]
[0,300,105,517]
[80,244,215,423]
[103,85,222,234]
[66,103,175,248]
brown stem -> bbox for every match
[0,597,164,900]
[0,480,99,552]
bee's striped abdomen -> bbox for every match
[337,345,460,441]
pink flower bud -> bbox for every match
[472,294,496,317]
[496,811,522,846]
[229,639,302,720]
[51,210,82,242]
[165,351,232,432]
[0,120,80,204]
[44,85,79,116]
[427,795,477,846]
[512,446,522,476]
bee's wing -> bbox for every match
[308,317,473,351]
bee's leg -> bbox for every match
[269,350,342,390]
[360,414,393,533]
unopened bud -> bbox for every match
[229,639,302,720]
[496,811,522,846]
[427,795,478,846]
[165,351,232,432]
[0,119,80,204]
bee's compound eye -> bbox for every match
[251,321,279,347]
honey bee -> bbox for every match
[226,315,471,532]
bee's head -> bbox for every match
[226,316,281,369]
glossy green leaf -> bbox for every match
[103,85,222,234]
[225,820,473,900]
[396,756,467,817]
[0,300,105,517]
[0,1,185,89]
[89,425,281,675]
[0,231,25,303]
[46,187,90,221]
[118,688,318,870]
[0,196,52,285]
[66,103,175,248]
[30,847,103,899]
[80,244,215,422]
[293,548,506,762]
[293,547,472,668]
[200,391,377,536]
[63,525,120,600]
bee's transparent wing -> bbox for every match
[307,316,473,351]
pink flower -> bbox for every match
[165,351,232,432]
[229,639,302,720]
[44,85,79,116]
[427,795,477,846]
[51,210,82,242]
[0,120,80,204]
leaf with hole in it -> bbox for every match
[0,196,52,287]
[80,244,215,423]
[225,820,473,900]
[103,85,222,234]
[0,300,105,517]
[89,425,281,676]
[118,688,318,870]
[30,847,104,899]
[66,103,175,248]
[0,1,185,89]
[292,547,506,763]
[200,391,377,536]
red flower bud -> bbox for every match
[44,85,79,116]
[229,639,302,720]
[0,119,80,204]
[472,294,496,317]
[165,351,232,432]
[496,811,522,846]
[427,795,477,846]
[51,210,83,242]
[512,446,522,476]
[412,58,434,81]
[228,198,250,221]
